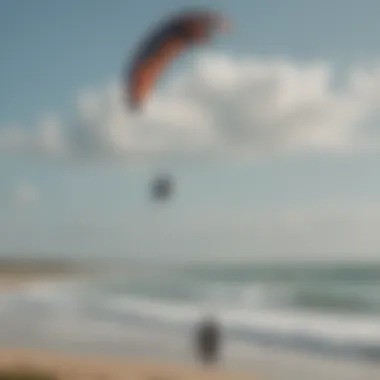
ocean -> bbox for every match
[1,259,380,379]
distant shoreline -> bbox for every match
[0,258,99,291]
[0,257,94,272]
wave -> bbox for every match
[1,278,380,363]
[93,267,380,315]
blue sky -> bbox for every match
[2,0,380,260]
[3,0,380,126]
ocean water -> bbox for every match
[1,260,380,379]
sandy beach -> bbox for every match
[0,349,258,380]
[0,260,258,379]
[2,259,380,380]
[0,273,79,292]
[0,258,100,291]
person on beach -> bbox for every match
[194,315,222,366]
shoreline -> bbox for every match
[0,348,258,380]
[0,273,85,291]
[0,258,101,292]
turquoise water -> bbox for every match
[86,260,380,362]
[100,261,380,315]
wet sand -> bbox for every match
[0,349,258,380]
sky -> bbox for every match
[2,0,380,261]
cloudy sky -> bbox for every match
[2,0,380,261]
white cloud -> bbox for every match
[0,126,29,152]
[0,116,64,156]
[12,182,39,205]
[36,115,64,154]
[3,52,380,160]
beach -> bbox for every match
[0,260,256,379]
[0,349,256,380]
[0,273,84,292]
[0,258,100,291]
[1,259,380,379]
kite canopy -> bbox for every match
[125,9,230,111]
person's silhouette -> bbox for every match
[194,316,222,366]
